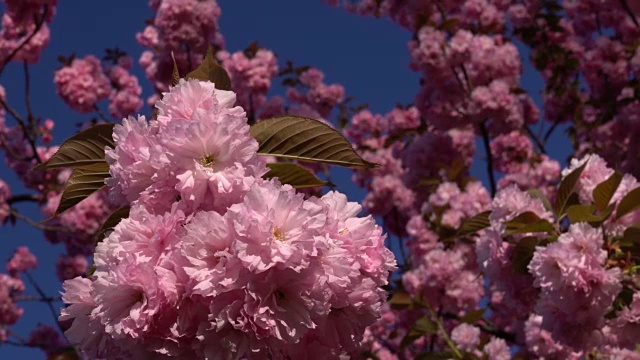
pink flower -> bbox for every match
[107,63,144,119]
[562,154,614,204]
[451,323,481,352]
[483,337,511,360]
[6,246,37,275]
[0,179,11,224]
[54,55,111,113]
[227,180,325,273]
[490,185,552,225]
[154,0,222,54]
[219,48,278,112]
[155,78,237,121]
[106,115,171,208]
[92,257,178,340]
[0,274,24,327]
[55,254,88,281]
[160,108,266,213]
[27,324,68,356]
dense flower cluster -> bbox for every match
[54,55,111,113]
[54,54,143,118]
[137,0,224,98]
[60,79,395,358]
[3,0,640,358]
[107,56,144,119]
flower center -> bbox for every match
[272,226,286,241]
[200,153,217,167]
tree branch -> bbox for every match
[9,208,69,232]
[23,272,65,335]
[94,104,110,122]
[7,194,41,205]
[479,121,497,196]
[525,125,547,154]
[0,96,42,163]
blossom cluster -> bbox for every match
[60,79,395,358]
[326,1,640,358]
[137,0,224,101]
[54,54,143,118]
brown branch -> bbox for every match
[94,104,111,122]
[525,125,547,154]
[9,208,69,232]
[480,121,497,196]
[23,272,66,335]
[542,119,561,145]
[7,194,40,205]
[0,96,42,163]
[14,295,62,302]
[23,61,35,128]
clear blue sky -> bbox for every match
[0,1,571,358]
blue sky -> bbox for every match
[0,1,571,358]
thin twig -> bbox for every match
[7,193,41,205]
[479,122,497,196]
[9,208,69,232]
[525,125,547,154]
[424,301,463,358]
[93,104,110,122]
[14,295,62,302]
[393,208,408,269]
[542,119,561,144]
[0,6,48,78]
[23,62,35,129]
[0,96,42,163]
[23,272,65,335]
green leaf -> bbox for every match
[506,212,539,223]
[506,220,554,235]
[455,211,491,237]
[460,308,486,324]
[607,285,634,318]
[615,187,640,220]
[32,124,115,171]
[250,115,376,168]
[96,206,131,243]
[566,204,615,226]
[264,163,333,188]
[554,161,588,217]
[185,46,232,91]
[621,226,640,251]
[512,236,539,274]
[389,291,413,310]
[55,163,109,215]
[86,264,96,277]
[527,189,552,211]
[401,316,437,349]
[593,171,623,211]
